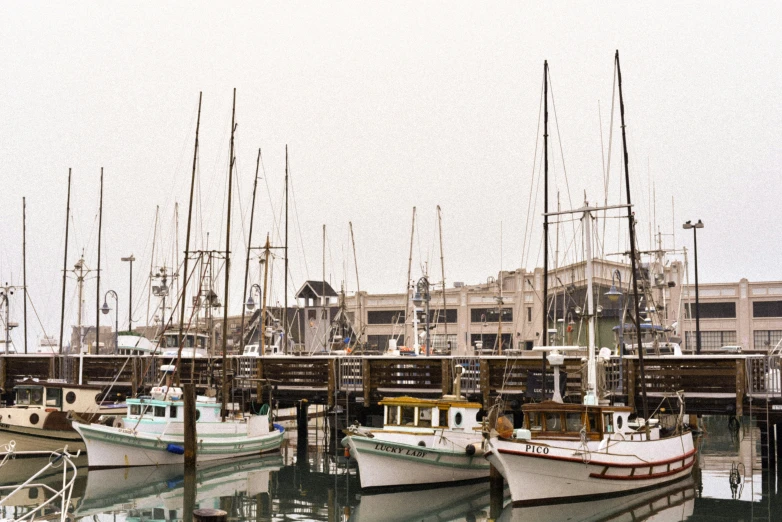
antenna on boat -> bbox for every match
[96,167,104,353]
[284,145,289,354]
[405,207,416,348]
[22,197,28,354]
[615,50,650,426]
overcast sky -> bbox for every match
[1,2,780,348]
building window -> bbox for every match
[471,308,513,323]
[685,302,736,319]
[685,330,737,351]
[367,310,406,325]
[527,307,532,323]
[753,301,782,318]
[754,330,782,351]
[428,309,457,324]
[470,333,513,353]
[430,334,457,353]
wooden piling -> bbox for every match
[480,359,490,407]
[441,359,452,396]
[627,359,636,411]
[327,358,336,408]
[184,383,196,470]
[193,508,227,522]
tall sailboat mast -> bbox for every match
[221,88,237,421]
[22,197,28,354]
[177,92,202,386]
[96,167,104,353]
[284,145,289,354]
[541,60,550,397]
[615,50,649,423]
[59,168,72,353]
[240,148,262,354]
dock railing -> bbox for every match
[747,354,781,398]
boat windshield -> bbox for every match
[16,386,44,406]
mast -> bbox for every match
[542,60,550,397]
[221,88,237,421]
[147,206,158,332]
[284,145,289,354]
[437,206,447,351]
[405,207,416,347]
[178,92,202,386]
[349,222,361,344]
[22,197,28,354]
[96,167,104,353]
[615,50,649,423]
[59,169,72,353]
[322,224,326,349]
[583,207,597,403]
[240,148,261,354]
[261,234,270,356]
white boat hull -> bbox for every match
[343,433,489,489]
[73,421,284,468]
[485,432,695,506]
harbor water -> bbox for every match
[1,415,780,521]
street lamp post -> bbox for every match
[101,290,118,354]
[683,220,704,354]
[413,276,431,356]
[121,255,135,331]
[245,283,262,349]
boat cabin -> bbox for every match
[125,386,221,424]
[379,396,483,431]
[519,401,638,441]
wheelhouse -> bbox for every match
[379,396,483,431]
[522,401,634,440]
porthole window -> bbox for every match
[65,391,76,404]
[195,409,201,421]
[418,441,426,447]
[454,412,463,427]
[30,413,40,425]
[617,415,623,430]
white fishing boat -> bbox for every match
[484,52,695,507]
[342,366,489,490]
[0,378,126,441]
[73,381,284,468]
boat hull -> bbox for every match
[485,432,695,506]
[343,434,489,490]
[73,421,284,468]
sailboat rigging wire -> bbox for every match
[520,76,544,271]
[547,75,577,244]
[601,60,618,248]
[287,162,310,281]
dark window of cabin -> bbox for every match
[418,408,432,427]
[544,412,562,431]
[401,406,416,426]
[46,388,62,408]
[586,413,597,432]
[130,404,141,416]
[30,388,43,406]
[437,407,449,427]
[566,412,582,432]
[154,406,166,417]
[170,405,178,419]
[386,406,399,425]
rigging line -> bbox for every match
[520,75,545,271]
[287,159,310,281]
[522,146,545,270]
[602,61,618,250]
[547,72,578,245]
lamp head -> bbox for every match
[605,284,622,302]
[101,301,110,315]
[246,295,255,311]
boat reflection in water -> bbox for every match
[349,481,508,522]
[75,453,283,519]
[497,475,696,522]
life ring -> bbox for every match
[112,417,125,429]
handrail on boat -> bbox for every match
[0,443,81,522]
